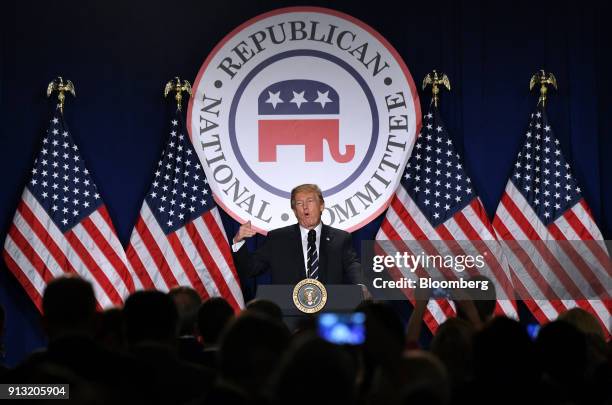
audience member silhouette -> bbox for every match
[198,297,235,348]
[123,290,214,404]
[203,311,290,404]
[392,351,449,405]
[196,296,235,369]
[536,319,593,404]
[169,286,202,337]
[559,307,608,363]
[355,301,405,397]
[246,299,283,323]
[430,318,474,395]
[42,275,96,341]
[273,335,357,405]
[472,317,539,405]
[169,286,205,364]
[5,276,151,404]
[94,307,126,353]
[557,308,611,404]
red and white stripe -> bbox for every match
[493,181,611,337]
[3,188,134,311]
[126,201,244,311]
[377,186,518,333]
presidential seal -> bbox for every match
[188,6,420,233]
[293,278,327,314]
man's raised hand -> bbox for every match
[233,221,257,244]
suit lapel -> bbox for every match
[318,225,331,283]
[291,224,306,281]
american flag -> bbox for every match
[125,110,244,311]
[376,106,517,333]
[492,105,611,336]
[3,111,135,310]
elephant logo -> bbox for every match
[257,80,355,163]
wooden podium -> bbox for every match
[255,284,364,329]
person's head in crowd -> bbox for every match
[397,351,450,405]
[42,276,96,340]
[430,318,475,387]
[535,320,587,388]
[246,299,283,322]
[219,311,290,396]
[123,290,178,348]
[273,335,357,405]
[455,275,496,324]
[369,350,449,405]
[558,307,610,394]
[473,317,537,387]
[168,286,202,336]
[356,301,405,367]
[558,307,609,370]
[94,308,125,352]
[197,297,234,348]
[558,307,606,341]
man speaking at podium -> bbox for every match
[231,184,366,288]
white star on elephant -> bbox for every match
[290,91,308,108]
[265,91,283,109]
[314,90,332,108]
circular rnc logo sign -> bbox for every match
[188,6,420,232]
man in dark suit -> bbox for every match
[232,184,366,287]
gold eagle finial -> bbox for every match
[164,77,192,111]
[422,70,451,107]
[529,70,557,107]
[46,77,76,114]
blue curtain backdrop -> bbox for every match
[1,0,610,366]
